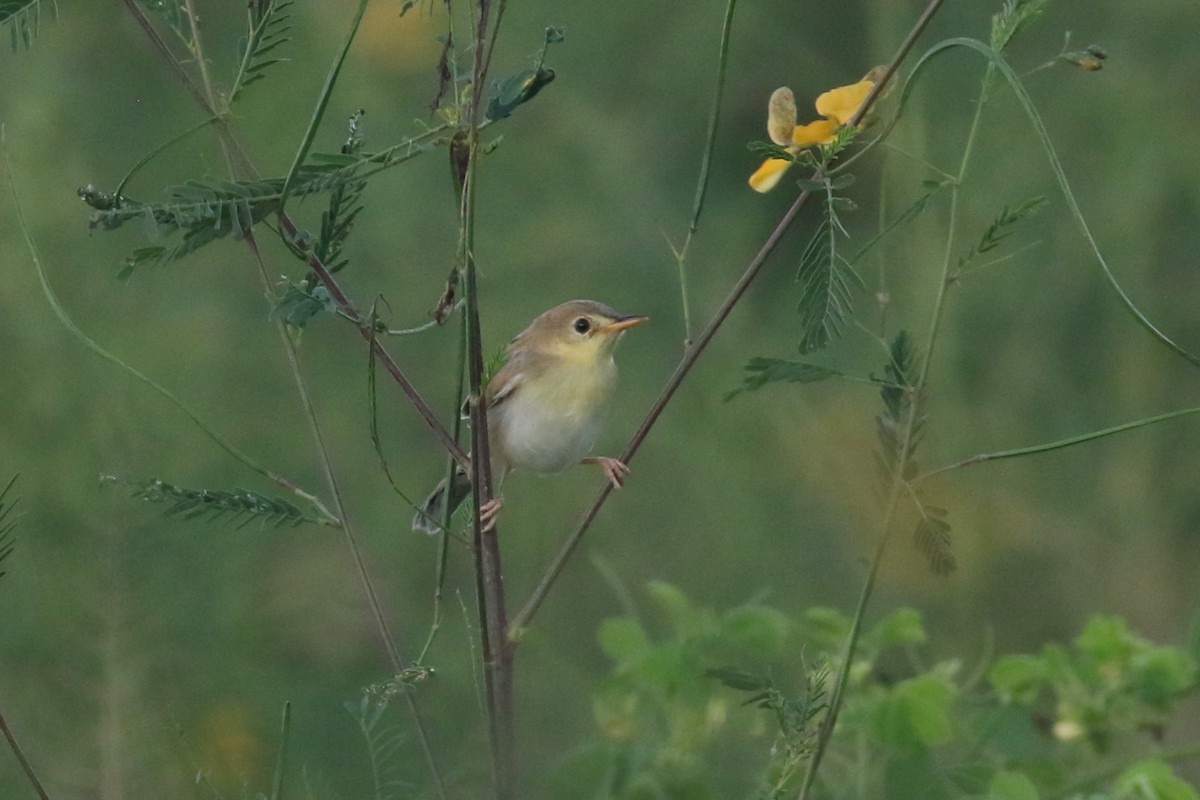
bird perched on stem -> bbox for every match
[413,300,648,534]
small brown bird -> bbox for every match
[413,300,648,533]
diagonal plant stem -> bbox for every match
[1,710,51,800]
[919,404,1200,481]
[670,0,738,347]
[509,0,949,642]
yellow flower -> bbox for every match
[749,73,877,193]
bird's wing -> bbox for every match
[456,357,525,419]
[486,347,555,409]
[485,363,524,409]
[457,349,551,417]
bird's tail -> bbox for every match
[412,466,472,534]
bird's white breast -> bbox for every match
[493,356,616,474]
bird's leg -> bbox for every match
[582,456,631,489]
[478,497,504,532]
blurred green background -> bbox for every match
[2,0,1199,796]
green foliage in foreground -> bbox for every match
[550,582,1200,800]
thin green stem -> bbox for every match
[876,141,956,181]
[480,0,508,82]
[949,239,1040,283]
[289,120,459,188]
[268,702,291,800]
[917,65,991,388]
[671,0,739,346]
[279,0,369,208]
[417,308,469,666]
[0,710,51,800]
[798,345,931,799]
[181,0,217,109]
[796,487,902,799]
[114,115,214,197]
[919,405,1200,483]
[688,0,736,236]
[367,307,466,541]
[849,180,948,267]
[385,316,446,336]
[179,0,237,172]
[249,235,393,653]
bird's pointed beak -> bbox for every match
[601,314,649,335]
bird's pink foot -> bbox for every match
[583,456,631,489]
[478,498,504,532]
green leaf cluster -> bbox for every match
[275,110,369,330]
[991,0,1050,52]
[89,177,288,277]
[103,475,319,529]
[875,330,923,482]
[345,693,409,800]
[231,0,293,104]
[80,155,369,279]
[796,210,860,356]
[795,607,965,789]
[874,332,957,575]
[990,615,1199,752]
[952,196,1048,281]
[562,580,794,799]
[724,357,841,400]
[578,586,1200,800]
[707,664,829,799]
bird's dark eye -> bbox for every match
[573,317,591,334]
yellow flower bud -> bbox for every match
[767,87,798,146]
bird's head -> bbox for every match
[515,300,648,366]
